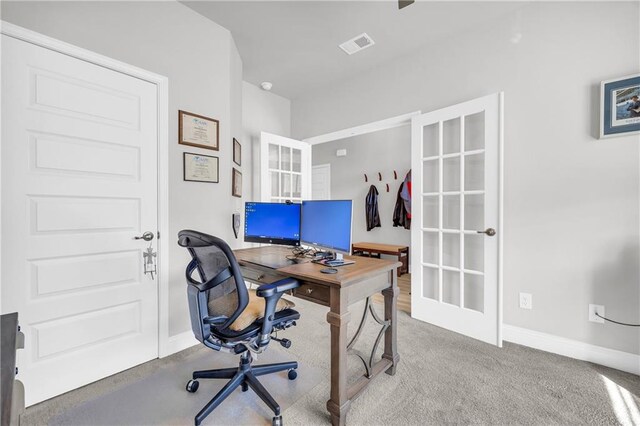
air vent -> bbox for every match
[339,33,375,55]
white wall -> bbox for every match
[292,2,640,355]
[1,1,245,338]
[242,81,291,202]
[312,126,412,250]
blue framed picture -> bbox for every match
[600,74,640,138]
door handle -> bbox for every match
[134,231,155,241]
[477,228,496,236]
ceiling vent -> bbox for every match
[339,33,375,55]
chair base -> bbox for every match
[188,352,298,426]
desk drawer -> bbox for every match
[293,282,330,306]
[240,267,281,284]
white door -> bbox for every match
[312,164,331,200]
[260,132,311,203]
[1,35,159,405]
[410,93,503,346]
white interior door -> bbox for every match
[410,93,503,346]
[1,35,159,405]
[312,164,331,200]
[260,132,311,202]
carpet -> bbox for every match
[21,297,640,425]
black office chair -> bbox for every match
[177,230,301,426]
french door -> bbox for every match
[410,93,503,346]
[260,132,311,203]
[1,35,159,404]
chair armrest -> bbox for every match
[256,278,300,298]
[255,278,300,346]
[203,315,228,326]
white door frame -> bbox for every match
[0,22,174,357]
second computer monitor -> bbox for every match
[300,200,353,254]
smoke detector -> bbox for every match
[339,33,375,55]
[260,82,273,91]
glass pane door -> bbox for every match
[260,132,311,203]
[411,93,502,346]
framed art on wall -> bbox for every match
[232,168,242,197]
[233,138,241,166]
[183,152,219,183]
[600,74,640,138]
[179,110,219,150]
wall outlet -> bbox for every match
[519,292,532,310]
[336,149,347,157]
[589,304,605,324]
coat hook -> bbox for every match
[386,183,390,192]
[378,172,382,181]
[364,173,368,182]
[393,170,398,180]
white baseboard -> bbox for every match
[161,331,199,357]
[503,325,639,376]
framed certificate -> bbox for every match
[233,138,242,166]
[232,168,242,197]
[183,152,219,183]
[179,110,219,150]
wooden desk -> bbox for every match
[351,242,409,277]
[234,246,400,426]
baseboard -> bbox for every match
[161,331,199,357]
[503,325,639,376]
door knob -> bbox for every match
[477,228,496,236]
[134,231,155,241]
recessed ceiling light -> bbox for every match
[260,82,273,91]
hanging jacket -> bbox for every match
[393,181,411,230]
[365,185,381,231]
[400,170,412,219]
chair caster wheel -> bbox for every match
[241,382,249,392]
[186,379,199,393]
[272,415,283,426]
[287,369,297,380]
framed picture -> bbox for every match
[600,74,640,138]
[183,152,219,183]
[233,138,242,166]
[179,110,219,150]
[232,168,242,198]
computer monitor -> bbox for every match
[300,200,353,254]
[244,202,301,246]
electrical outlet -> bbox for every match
[519,292,532,310]
[589,304,605,323]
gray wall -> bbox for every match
[312,126,411,250]
[293,2,640,355]
[1,1,245,338]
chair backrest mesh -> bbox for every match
[190,245,239,318]
[178,230,249,332]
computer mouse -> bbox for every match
[320,267,338,274]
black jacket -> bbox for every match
[393,182,411,230]
[365,185,381,231]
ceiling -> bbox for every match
[182,1,523,100]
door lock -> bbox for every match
[477,228,496,236]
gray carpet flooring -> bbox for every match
[22,297,640,425]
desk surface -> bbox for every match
[234,246,400,288]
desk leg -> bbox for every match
[382,269,400,375]
[326,287,351,426]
